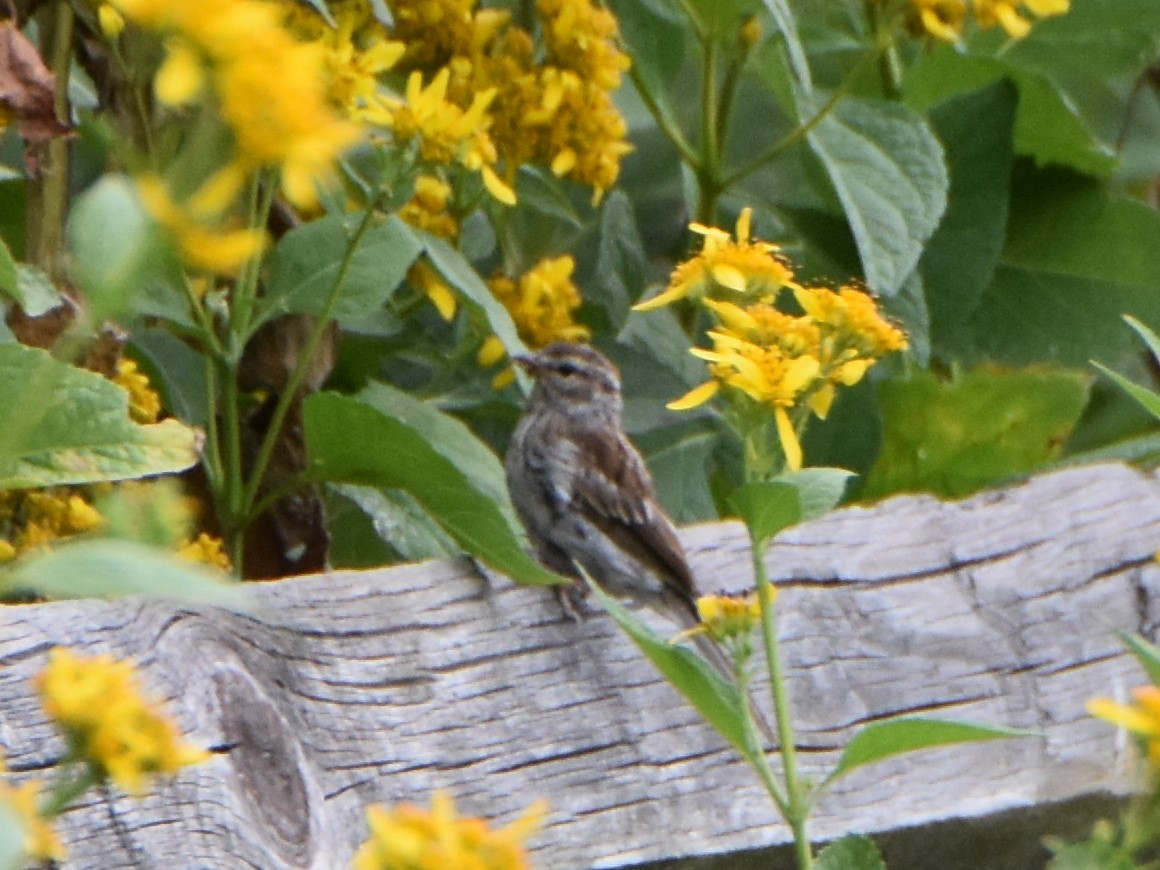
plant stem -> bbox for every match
[627,65,701,170]
[25,1,75,283]
[754,539,812,868]
[238,201,383,527]
[736,665,791,818]
[696,36,721,223]
[40,763,99,818]
[229,174,275,350]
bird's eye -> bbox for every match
[556,362,579,377]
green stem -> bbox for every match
[229,174,275,350]
[721,45,880,190]
[754,540,812,869]
[736,665,791,817]
[40,763,99,818]
[238,202,384,525]
[863,0,903,97]
[697,37,722,223]
[25,1,75,283]
[627,65,700,170]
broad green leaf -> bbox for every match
[130,329,209,427]
[12,264,62,317]
[729,482,800,545]
[815,835,886,870]
[261,213,422,330]
[420,231,530,381]
[864,367,1090,499]
[355,381,521,532]
[761,0,812,95]
[514,166,582,228]
[0,344,201,490]
[1045,837,1136,870]
[1,539,246,608]
[67,174,181,325]
[327,483,456,566]
[904,49,1116,177]
[970,168,1160,370]
[807,97,947,296]
[1114,630,1160,687]
[642,422,718,523]
[592,190,648,330]
[1092,362,1160,423]
[776,468,853,521]
[587,581,761,765]
[304,391,560,586]
[828,716,1034,784]
[921,81,1016,358]
[607,0,686,135]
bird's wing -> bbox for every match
[567,428,699,613]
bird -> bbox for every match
[504,341,774,744]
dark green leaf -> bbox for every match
[607,0,686,135]
[921,81,1016,358]
[815,835,886,870]
[304,391,560,586]
[828,717,1034,784]
[1092,362,1160,423]
[0,344,201,490]
[592,190,647,329]
[729,482,800,545]
[1114,630,1160,687]
[130,329,209,427]
[514,166,582,228]
[761,0,813,95]
[587,581,761,765]
[1124,315,1160,367]
[261,213,422,329]
[327,483,456,566]
[1045,836,1136,870]
[864,367,1090,499]
[807,97,947,295]
[1,540,246,608]
[776,468,853,521]
[0,235,17,297]
[644,423,718,523]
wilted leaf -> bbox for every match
[0,22,73,144]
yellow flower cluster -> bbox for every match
[1088,686,1160,768]
[175,532,232,572]
[0,490,103,558]
[113,358,162,424]
[353,790,547,870]
[110,0,359,209]
[35,647,210,794]
[386,0,632,202]
[643,209,906,471]
[0,758,65,863]
[694,592,765,644]
[904,0,1069,42]
[480,255,591,388]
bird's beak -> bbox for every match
[513,354,537,374]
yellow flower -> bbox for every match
[176,532,232,572]
[1089,685,1160,768]
[137,175,266,275]
[409,259,460,321]
[635,208,793,311]
[694,592,764,644]
[538,0,631,91]
[0,763,65,863]
[398,175,460,240]
[114,358,162,424]
[352,790,547,870]
[12,490,104,552]
[904,0,967,42]
[974,0,1069,37]
[97,4,126,38]
[35,647,211,794]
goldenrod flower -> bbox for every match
[0,760,65,863]
[1089,686,1160,768]
[114,358,162,424]
[399,175,460,240]
[176,532,232,572]
[901,0,1068,41]
[36,647,211,795]
[695,592,764,644]
[635,208,793,311]
[97,4,126,38]
[137,175,266,275]
[17,491,103,552]
[352,790,547,870]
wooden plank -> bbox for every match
[0,462,1156,868]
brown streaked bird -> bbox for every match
[504,343,775,745]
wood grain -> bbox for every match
[1,462,1157,869]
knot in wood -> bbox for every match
[215,670,314,866]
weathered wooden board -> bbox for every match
[1,462,1158,869]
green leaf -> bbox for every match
[514,166,582,228]
[67,174,180,325]
[0,798,29,870]
[304,391,560,586]
[587,581,761,765]
[261,213,422,330]
[904,49,1117,177]
[592,190,648,330]
[130,329,209,427]
[327,483,456,566]
[864,367,1090,499]
[815,835,887,870]
[643,423,718,523]
[970,168,1160,370]
[0,344,202,490]
[1,539,247,608]
[354,381,521,531]
[1045,837,1136,870]
[12,264,62,317]
[921,81,1016,358]
[1092,362,1160,423]
[1114,630,1160,687]
[1124,314,1160,367]
[776,467,853,521]
[729,482,800,545]
[419,231,530,379]
[807,97,947,295]
[0,235,17,297]
[607,0,686,135]
[761,0,813,95]
[828,716,1034,784]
